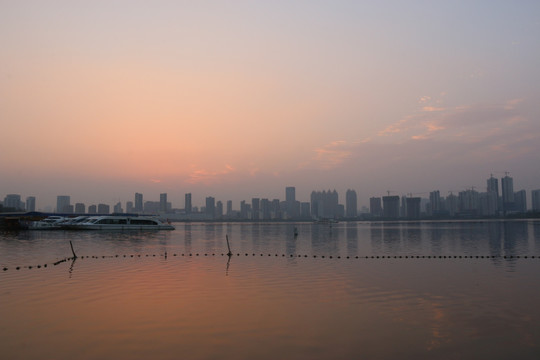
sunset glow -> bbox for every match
[2,1,539,208]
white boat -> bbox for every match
[66,215,175,230]
[28,216,67,230]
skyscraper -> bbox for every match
[370,197,382,218]
[514,190,527,213]
[205,197,215,219]
[252,198,260,220]
[487,174,499,213]
[501,175,514,213]
[3,194,22,210]
[532,189,540,211]
[75,203,85,214]
[160,193,167,213]
[345,189,357,218]
[135,193,143,213]
[56,195,71,213]
[26,196,36,212]
[382,196,400,219]
[226,200,232,216]
[285,187,297,218]
[185,193,192,214]
[429,191,441,216]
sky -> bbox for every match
[1,0,540,210]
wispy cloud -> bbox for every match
[186,164,235,185]
[378,98,528,143]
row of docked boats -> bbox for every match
[26,215,175,231]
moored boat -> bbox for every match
[66,215,175,230]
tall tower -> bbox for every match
[134,193,143,213]
[501,174,514,213]
[285,186,297,218]
[185,193,192,214]
[160,193,168,213]
[26,196,36,212]
[345,189,357,218]
[56,195,71,213]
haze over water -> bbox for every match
[2,220,540,359]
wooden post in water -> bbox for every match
[226,235,233,257]
[69,240,78,259]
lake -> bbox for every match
[1,220,540,359]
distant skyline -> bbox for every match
[2,1,539,209]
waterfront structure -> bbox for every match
[532,189,540,211]
[25,196,36,212]
[185,193,192,214]
[113,202,123,213]
[459,189,480,215]
[285,186,299,218]
[261,198,271,220]
[97,204,110,214]
[514,190,527,213]
[501,175,515,213]
[370,197,382,218]
[429,191,441,216]
[205,197,215,219]
[216,201,223,219]
[75,203,85,214]
[406,197,421,219]
[252,198,260,220]
[160,193,168,213]
[226,200,232,216]
[311,190,339,219]
[382,196,400,219]
[134,193,143,213]
[56,195,71,213]
[345,189,357,218]
[3,194,22,210]
[487,175,499,213]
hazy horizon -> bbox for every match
[2,1,539,210]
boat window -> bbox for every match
[130,219,158,225]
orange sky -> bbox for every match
[1,1,540,208]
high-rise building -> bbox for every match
[185,193,192,214]
[261,198,271,220]
[501,175,515,213]
[382,196,400,219]
[216,201,223,219]
[345,189,357,218]
[113,202,123,214]
[126,201,134,213]
[97,204,110,214]
[252,198,260,220]
[3,194,22,210]
[226,200,233,216]
[88,205,97,214]
[135,193,143,212]
[160,193,167,213]
[311,190,339,219]
[285,187,297,218]
[514,190,527,213]
[26,196,36,212]
[205,197,215,219]
[429,191,441,216]
[406,197,421,219]
[532,189,540,212]
[74,203,85,214]
[370,197,382,218]
[56,195,71,213]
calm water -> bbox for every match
[2,220,540,359]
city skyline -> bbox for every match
[2,173,539,216]
[1,2,540,211]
